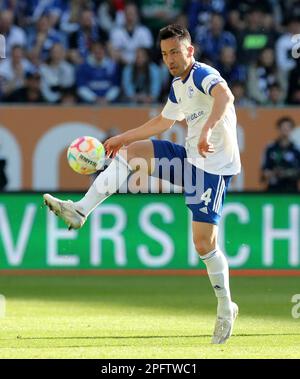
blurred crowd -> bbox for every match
[0,0,300,106]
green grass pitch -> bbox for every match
[0,275,299,358]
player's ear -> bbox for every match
[187,45,194,57]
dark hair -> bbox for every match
[11,44,23,52]
[158,24,191,44]
[26,71,41,80]
[231,80,245,88]
[132,48,151,95]
[276,116,295,129]
[268,82,280,90]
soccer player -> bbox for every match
[44,24,240,344]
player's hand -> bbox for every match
[104,134,126,158]
[197,128,215,158]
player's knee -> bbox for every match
[119,142,140,162]
[120,142,150,172]
[193,238,216,257]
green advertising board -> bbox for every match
[0,193,299,270]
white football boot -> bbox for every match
[43,194,86,230]
[211,302,239,344]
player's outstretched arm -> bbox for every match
[198,82,234,157]
[104,114,174,157]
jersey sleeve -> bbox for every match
[193,65,225,96]
[161,84,185,121]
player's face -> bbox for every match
[161,37,194,78]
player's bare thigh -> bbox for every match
[119,140,155,174]
[192,221,218,256]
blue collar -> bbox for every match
[182,62,195,84]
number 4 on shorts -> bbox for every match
[201,188,212,206]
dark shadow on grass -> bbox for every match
[3,332,300,341]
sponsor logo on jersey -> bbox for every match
[186,111,204,123]
[187,86,194,98]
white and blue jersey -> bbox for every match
[161,61,241,176]
[151,61,241,225]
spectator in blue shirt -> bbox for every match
[121,47,161,104]
[27,13,65,61]
[0,10,27,57]
[76,42,120,104]
[0,0,27,27]
[60,0,95,35]
[22,0,68,27]
[0,45,34,99]
[68,8,107,65]
[195,12,236,64]
[216,46,246,86]
[186,0,227,37]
